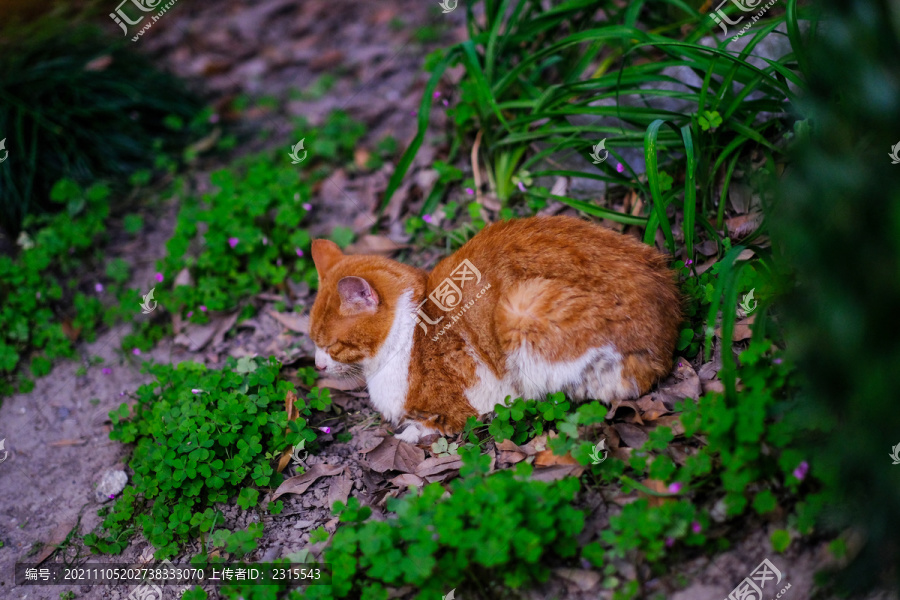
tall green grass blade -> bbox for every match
[530,190,649,226]
[377,50,456,219]
[680,124,697,262]
[643,119,676,253]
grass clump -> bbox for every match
[158,111,367,323]
[85,358,331,560]
[301,448,584,599]
[0,179,112,396]
[0,17,207,233]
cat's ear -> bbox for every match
[337,276,379,314]
[311,239,344,277]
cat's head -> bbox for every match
[308,240,425,379]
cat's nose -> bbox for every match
[314,348,329,371]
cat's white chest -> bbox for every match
[362,291,416,425]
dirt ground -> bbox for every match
[0,1,896,599]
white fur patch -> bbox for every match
[464,343,634,411]
[464,359,518,414]
[361,290,416,425]
[395,421,439,443]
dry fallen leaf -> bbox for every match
[554,568,601,592]
[607,399,644,424]
[267,310,310,334]
[520,434,548,456]
[390,473,427,488]
[34,518,78,564]
[615,422,649,448]
[534,449,580,467]
[635,395,670,421]
[61,319,81,343]
[415,455,462,479]
[174,311,239,352]
[725,212,763,238]
[655,359,701,409]
[714,317,754,341]
[498,450,527,464]
[641,478,675,508]
[653,415,686,437]
[272,464,345,500]
[365,437,425,473]
[326,474,353,508]
[276,390,304,473]
[531,464,585,482]
[353,148,371,170]
[702,379,726,394]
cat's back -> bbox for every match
[418,215,681,412]
[430,215,669,285]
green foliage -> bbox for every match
[301,453,584,598]
[678,341,799,517]
[85,358,331,559]
[0,179,113,395]
[770,0,900,590]
[488,393,608,465]
[602,498,706,564]
[383,0,809,259]
[0,16,207,233]
[159,111,365,320]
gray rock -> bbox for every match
[95,469,128,503]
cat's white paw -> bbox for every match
[395,421,437,443]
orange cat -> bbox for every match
[309,216,681,442]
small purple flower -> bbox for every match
[36,291,41,299]
[668,482,682,494]
[132,348,141,356]
[186,311,193,318]
[517,181,526,192]
[793,460,809,481]
[209,113,220,124]
[678,362,683,368]
[616,163,624,173]
[191,389,202,394]
[302,203,312,211]
[200,305,207,312]
[691,521,702,534]
[109,494,115,500]
[155,272,164,283]
[442,99,449,107]
[686,259,693,265]
[665,537,675,548]
[95,283,104,293]
[774,358,783,365]
[411,110,417,116]
[318,427,331,434]
[277,259,283,267]
[228,237,239,249]
[433,91,441,98]
[465,187,474,195]
[120,391,126,396]
[422,214,433,224]
[262,236,268,246]
[295,248,304,257]
[102,368,112,375]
